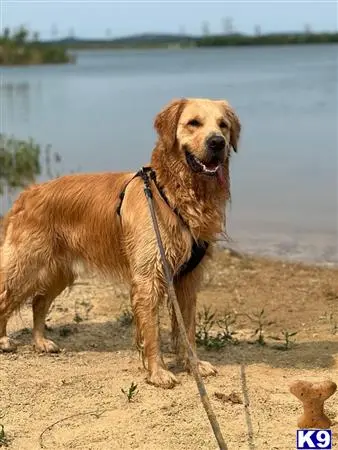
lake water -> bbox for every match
[1,45,337,264]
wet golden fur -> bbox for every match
[0,98,241,388]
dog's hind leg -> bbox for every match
[32,294,60,353]
[0,280,27,353]
[0,257,20,352]
[32,273,74,353]
[0,271,43,353]
[0,299,17,352]
[0,227,72,353]
[0,226,35,351]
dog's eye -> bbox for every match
[219,121,228,129]
[187,119,201,127]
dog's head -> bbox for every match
[154,97,241,183]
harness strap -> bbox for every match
[177,240,208,278]
[117,166,209,278]
[116,172,140,216]
[117,167,184,223]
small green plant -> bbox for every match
[217,311,238,342]
[0,424,8,447]
[196,306,222,349]
[202,334,227,350]
[270,329,298,351]
[0,134,41,195]
[73,313,83,324]
[196,306,216,343]
[117,303,134,327]
[244,308,275,346]
[0,134,64,202]
[196,306,238,350]
[121,382,138,402]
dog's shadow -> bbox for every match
[11,320,338,371]
[11,320,133,353]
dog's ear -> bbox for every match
[217,101,241,153]
[229,109,241,153]
[154,98,187,149]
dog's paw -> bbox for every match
[186,360,218,377]
[198,360,218,377]
[0,336,17,353]
[34,338,60,353]
[147,367,179,389]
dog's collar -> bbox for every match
[116,166,209,278]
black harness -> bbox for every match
[117,167,209,278]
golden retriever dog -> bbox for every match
[0,98,240,388]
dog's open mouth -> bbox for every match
[185,151,221,176]
[185,150,226,187]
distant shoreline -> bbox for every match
[1,30,337,65]
[58,31,338,50]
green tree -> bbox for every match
[0,135,41,194]
[2,27,10,40]
[13,26,29,45]
[32,31,40,42]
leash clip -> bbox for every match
[139,167,155,199]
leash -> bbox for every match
[240,364,256,449]
[139,167,228,450]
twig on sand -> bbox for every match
[39,409,110,448]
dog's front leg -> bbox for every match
[131,278,179,389]
[173,273,217,378]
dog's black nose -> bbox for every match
[207,135,226,153]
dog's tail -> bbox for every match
[0,219,20,319]
[0,214,6,305]
[0,247,21,320]
[0,246,9,318]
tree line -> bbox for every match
[0,26,74,65]
[2,26,337,55]
[50,31,338,49]
[196,32,338,47]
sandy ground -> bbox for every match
[1,249,338,450]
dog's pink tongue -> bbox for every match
[216,165,226,188]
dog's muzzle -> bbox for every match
[185,151,222,176]
[184,134,228,177]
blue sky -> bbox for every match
[2,1,337,39]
